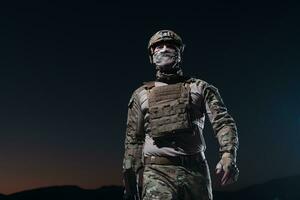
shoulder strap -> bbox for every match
[143,81,155,90]
[184,77,196,84]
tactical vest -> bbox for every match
[144,82,193,138]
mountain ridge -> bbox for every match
[0,175,298,200]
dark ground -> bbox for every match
[0,175,299,200]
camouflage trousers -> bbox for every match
[142,159,213,200]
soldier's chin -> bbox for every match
[156,63,177,72]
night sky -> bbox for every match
[0,1,299,195]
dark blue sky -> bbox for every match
[0,0,299,194]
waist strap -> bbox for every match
[144,152,206,166]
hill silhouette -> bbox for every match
[0,175,298,200]
[234,175,300,200]
[214,175,300,200]
[0,186,123,200]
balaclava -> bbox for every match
[152,44,184,83]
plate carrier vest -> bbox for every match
[144,81,193,138]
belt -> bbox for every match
[144,152,206,167]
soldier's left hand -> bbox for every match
[215,152,239,186]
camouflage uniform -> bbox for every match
[122,30,239,200]
[142,159,212,200]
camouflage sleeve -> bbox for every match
[203,84,239,159]
[122,89,145,174]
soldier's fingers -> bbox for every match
[223,167,238,186]
[221,176,230,185]
[222,176,234,186]
[222,171,236,185]
[221,170,229,183]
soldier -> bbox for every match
[123,30,239,200]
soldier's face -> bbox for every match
[152,42,181,69]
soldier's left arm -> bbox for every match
[203,83,239,185]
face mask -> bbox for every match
[152,46,181,71]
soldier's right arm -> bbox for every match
[122,89,145,199]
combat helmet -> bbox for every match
[148,30,185,64]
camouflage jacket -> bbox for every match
[122,78,239,174]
